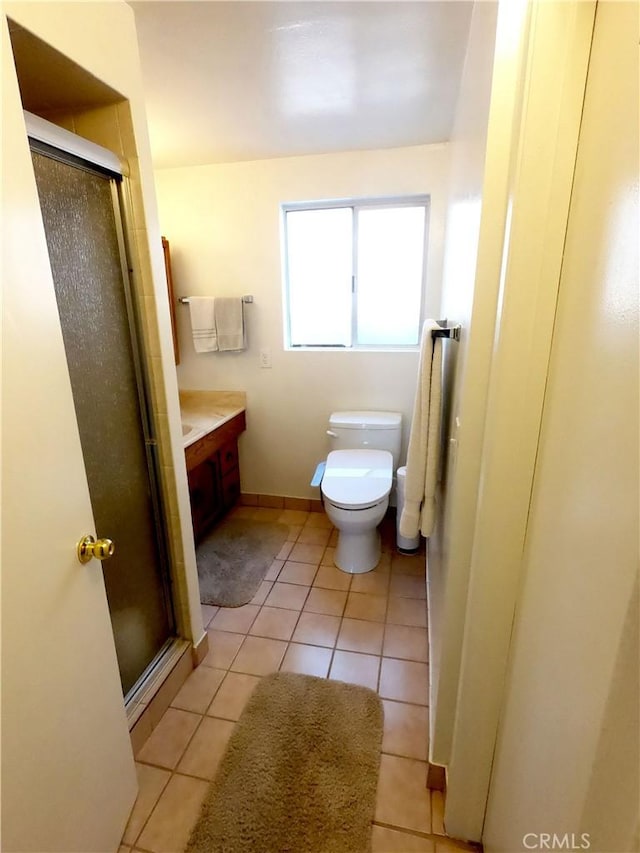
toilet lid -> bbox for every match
[321,449,393,509]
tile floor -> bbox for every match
[120,506,478,853]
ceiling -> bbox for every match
[129,1,474,169]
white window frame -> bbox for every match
[281,195,430,351]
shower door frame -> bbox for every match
[112,165,179,691]
[28,120,179,704]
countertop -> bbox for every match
[179,390,246,448]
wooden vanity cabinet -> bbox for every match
[185,411,246,542]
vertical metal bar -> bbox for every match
[351,205,358,347]
[281,207,294,346]
[420,199,430,342]
[110,179,176,637]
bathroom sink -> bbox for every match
[181,422,206,446]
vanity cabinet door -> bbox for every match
[187,455,223,541]
[221,467,241,508]
[219,439,239,476]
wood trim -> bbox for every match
[161,236,180,365]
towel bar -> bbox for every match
[179,295,253,304]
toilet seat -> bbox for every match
[321,449,393,510]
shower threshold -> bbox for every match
[125,637,190,731]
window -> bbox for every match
[282,197,429,349]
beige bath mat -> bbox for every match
[186,671,384,853]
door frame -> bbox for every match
[443,1,597,841]
[112,175,178,662]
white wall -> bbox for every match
[484,2,639,849]
[154,144,450,498]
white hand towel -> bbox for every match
[188,297,218,352]
[399,320,443,539]
[215,297,245,351]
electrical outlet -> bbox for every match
[259,347,272,369]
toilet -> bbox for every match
[321,411,402,574]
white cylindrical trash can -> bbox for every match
[396,466,421,552]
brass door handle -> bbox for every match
[77,535,115,564]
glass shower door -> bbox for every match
[31,146,174,697]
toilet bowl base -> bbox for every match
[334,528,381,574]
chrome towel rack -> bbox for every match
[178,295,254,304]
[432,322,461,341]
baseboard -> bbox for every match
[192,630,210,666]
[241,492,323,512]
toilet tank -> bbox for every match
[328,411,402,468]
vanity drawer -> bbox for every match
[185,436,208,471]
[184,410,246,472]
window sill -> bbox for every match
[284,346,420,354]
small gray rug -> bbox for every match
[196,518,288,607]
[186,672,384,853]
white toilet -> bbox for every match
[321,411,402,574]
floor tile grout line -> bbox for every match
[371,820,463,845]
[293,611,340,649]
[324,577,351,679]
[377,571,393,694]
[122,760,173,849]
[203,634,429,704]
[282,588,306,644]
[202,665,257,716]
[221,641,428,702]
[131,841,156,853]
[131,711,207,849]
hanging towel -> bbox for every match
[188,297,218,352]
[215,297,245,351]
[399,320,443,539]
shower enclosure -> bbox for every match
[30,138,175,697]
